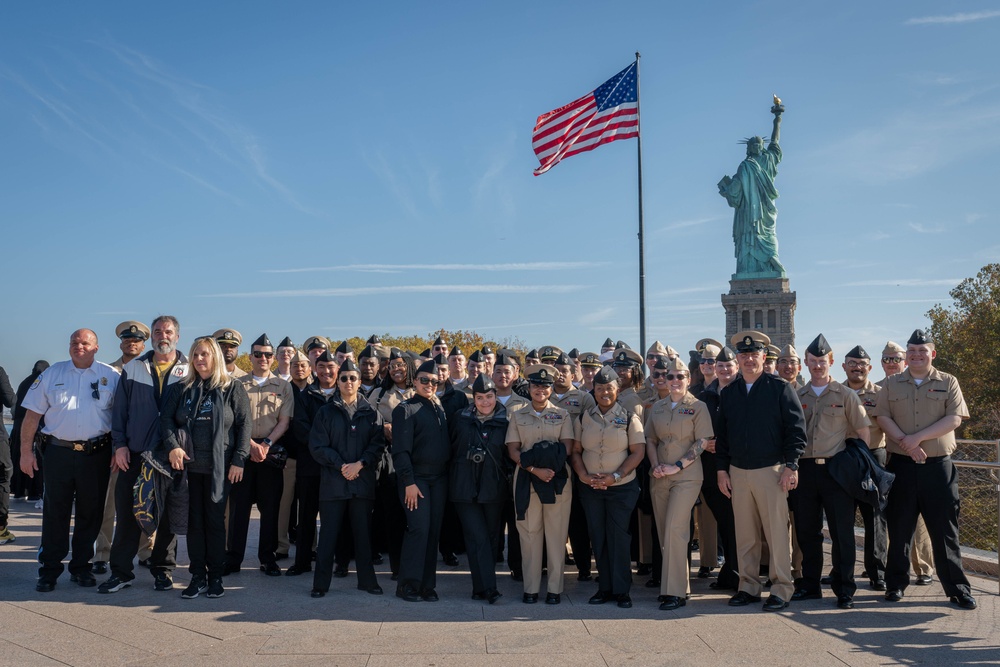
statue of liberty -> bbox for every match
[718,97,787,279]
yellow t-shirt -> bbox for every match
[153,360,174,392]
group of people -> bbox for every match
[0,317,978,612]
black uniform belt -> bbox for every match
[801,457,827,465]
[47,433,111,454]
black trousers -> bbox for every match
[856,447,888,583]
[567,471,593,575]
[0,439,11,528]
[110,456,177,580]
[226,459,283,567]
[375,474,406,575]
[700,476,740,588]
[578,479,640,595]
[292,475,320,571]
[499,494,522,573]
[789,459,857,598]
[37,444,111,581]
[314,497,377,592]
[885,456,971,596]
[439,500,465,557]
[187,472,229,580]
[397,474,447,592]
[10,429,44,499]
[455,501,504,593]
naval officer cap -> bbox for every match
[277,336,295,349]
[471,374,496,394]
[612,348,643,367]
[305,335,329,352]
[806,334,832,358]
[845,345,870,360]
[251,333,272,348]
[524,364,557,386]
[213,328,243,346]
[116,320,150,341]
[593,366,619,385]
[338,359,360,375]
[539,346,563,362]
[579,352,602,368]
[766,345,780,361]
[731,330,770,352]
[908,329,934,346]
[695,338,723,353]
[716,347,738,363]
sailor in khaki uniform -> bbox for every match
[506,364,575,604]
[214,329,247,378]
[764,345,780,376]
[873,329,976,610]
[777,344,801,389]
[611,348,645,419]
[490,353,529,413]
[644,357,714,610]
[304,336,330,368]
[791,334,870,609]
[690,339,722,576]
[110,321,150,372]
[572,366,645,608]
[578,352,602,392]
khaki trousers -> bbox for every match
[277,458,297,554]
[696,495,717,569]
[730,465,794,600]
[910,514,935,577]
[651,475,701,597]
[95,468,152,562]
[515,471,572,595]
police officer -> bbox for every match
[873,329,977,610]
[214,329,246,378]
[791,334,870,609]
[19,329,119,591]
[716,331,806,612]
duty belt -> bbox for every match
[47,433,111,454]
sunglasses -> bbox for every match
[652,372,688,380]
[339,375,359,383]
[882,357,904,364]
[845,360,869,368]
[90,381,100,400]
[252,351,274,359]
[699,359,716,365]
[417,376,441,386]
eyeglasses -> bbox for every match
[699,359,716,365]
[777,359,797,366]
[653,372,688,380]
[845,360,869,368]
[252,351,274,359]
[90,381,100,400]
[339,375,359,383]
[416,377,440,386]
[882,357,904,364]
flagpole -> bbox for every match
[635,52,647,360]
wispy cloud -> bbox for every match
[578,307,615,326]
[842,278,960,287]
[323,324,428,332]
[649,302,720,313]
[907,222,945,234]
[906,10,1000,25]
[201,284,589,298]
[468,321,555,331]
[264,262,603,274]
[655,216,721,234]
[361,150,420,218]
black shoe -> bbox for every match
[589,590,613,605]
[274,552,289,561]
[310,589,326,598]
[391,572,399,581]
[285,564,311,576]
[181,577,208,599]
[791,588,822,601]
[206,578,225,598]
[360,584,384,595]
[885,589,904,602]
[617,594,633,609]
[35,578,56,593]
[645,578,660,588]
[522,593,538,604]
[763,595,789,611]
[373,553,384,565]
[510,570,523,582]
[71,572,97,587]
[577,571,592,582]
[709,580,738,591]
[487,589,503,604]
[153,573,173,591]
[659,595,685,611]
[395,585,421,602]
[915,574,933,586]
[697,566,710,579]
[420,588,439,602]
[764,579,772,588]
[837,596,854,609]
[443,553,460,567]
[870,579,887,591]
[950,593,977,610]
[138,558,153,568]
[820,575,833,586]
[91,561,108,575]
[728,591,762,606]
[636,563,651,576]
[565,554,575,566]
[222,563,241,576]
[333,565,349,578]
[260,563,282,577]
[689,539,699,551]
[545,593,561,605]
[98,575,132,594]
[472,591,487,600]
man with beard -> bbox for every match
[214,329,246,378]
[100,316,189,594]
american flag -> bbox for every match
[532,62,639,176]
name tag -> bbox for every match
[543,414,563,421]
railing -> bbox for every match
[952,439,999,593]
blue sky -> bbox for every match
[2,1,999,384]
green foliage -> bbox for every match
[331,329,528,360]
[926,263,1000,439]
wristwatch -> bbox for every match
[263,438,272,446]
[785,461,799,471]
[612,472,622,483]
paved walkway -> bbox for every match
[1,501,996,666]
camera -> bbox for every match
[467,446,486,464]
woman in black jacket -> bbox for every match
[161,336,251,600]
[449,375,509,604]
[308,360,386,598]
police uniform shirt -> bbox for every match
[242,373,295,440]
[505,401,575,450]
[871,367,969,457]
[21,360,120,441]
[550,387,597,440]
[796,380,870,459]
[579,402,644,485]
[643,392,713,482]
[853,379,885,450]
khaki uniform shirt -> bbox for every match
[643,392,713,482]
[579,402,644,485]
[796,380,870,459]
[370,385,414,424]
[618,387,645,422]
[505,401,574,452]
[550,387,596,440]
[242,373,294,440]
[497,392,530,416]
[452,376,469,391]
[229,366,248,379]
[636,378,657,405]
[852,379,885,450]
[871,367,969,457]
[110,356,130,373]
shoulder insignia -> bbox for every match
[30,377,41,390]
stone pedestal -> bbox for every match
[721,277,796,349]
